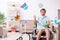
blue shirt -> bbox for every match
[36,16,49,30]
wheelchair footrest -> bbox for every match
[32,36,46,40]
[32,37,46,40]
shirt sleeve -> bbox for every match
[46,17,50,21]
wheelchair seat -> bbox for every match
[40,31,46,40]
[41,31,46,36]
[41,30,53,40]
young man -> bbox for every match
[34,8,50,40]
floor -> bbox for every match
[0,32,29,40]
[53,32,58,40]
[0,32,58,40]
[0,32,20,40]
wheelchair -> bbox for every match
[32,24,54,40]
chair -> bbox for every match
[32,24,54,40]
[0,26,7,38]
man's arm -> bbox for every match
[34,16,37,25]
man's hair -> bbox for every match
[40,8,46,12]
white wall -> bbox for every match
[0,0,60,20]
[0,0,7,17]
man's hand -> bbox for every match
[34,15,37,25]
[34,15,36,19]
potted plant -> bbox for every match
[0,12,5,25]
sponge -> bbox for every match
[45,24,49,27]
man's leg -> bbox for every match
[45,28,50,40]
[36,30,43,40]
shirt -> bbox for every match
[36,15,49,30]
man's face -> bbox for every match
[40,10,46,16]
